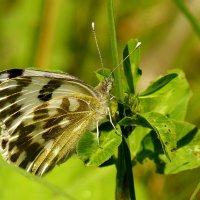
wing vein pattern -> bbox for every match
[0,69,110,175]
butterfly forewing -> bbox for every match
[0,69,111,175]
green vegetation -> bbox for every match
[0,0,200,199]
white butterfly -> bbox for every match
[0,68,113,176]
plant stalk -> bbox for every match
[107,0,136,199]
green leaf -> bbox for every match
[159,121,200,174]
[128,126,151,162]
[123,39,142,94]
[95,68,111,81]
[139,69,192,120]
[77,124,122,166]
[119,112,176,160]
[140,73,178,96]
[128,120,200,175]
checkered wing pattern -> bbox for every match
[0,69,111,175]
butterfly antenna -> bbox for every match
[92,22,105,74]
[109,41,142,77]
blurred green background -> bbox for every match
[0,0,200,199]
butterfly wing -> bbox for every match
[0,69,103,175]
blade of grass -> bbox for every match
[107,1,136,199]
[173,0,200,38]
[107,0,124,102]
[190,181,200,200]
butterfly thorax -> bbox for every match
[86,77,113,131]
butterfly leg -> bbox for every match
[96,121,100,145]
[96,122,103,149]
[106,107,121,136]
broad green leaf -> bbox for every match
[127,119,200,175]
[123,39,142,94]
[159,121,200,174]
[139,69,192,120]
[77,124,122,166]
[119,112,176,160]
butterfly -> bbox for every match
[0,68,113,176]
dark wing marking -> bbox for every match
[0,75,98,134]
[0,68,92,87]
